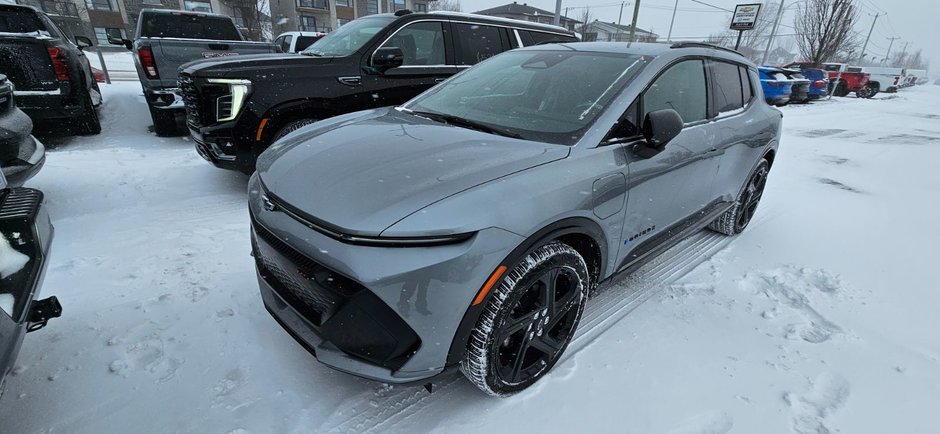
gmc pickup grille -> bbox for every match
[178,73,202,129]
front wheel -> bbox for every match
[461,241,589,396]
[709,158,770,235]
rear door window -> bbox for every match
[740,66,753,102]
[710,60,744,114]
[518,30,576,46]
[453,23,506,65]
[643,59,708,124]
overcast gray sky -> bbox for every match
[469,0,937,71]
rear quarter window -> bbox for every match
[518,30,576,46]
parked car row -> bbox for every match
[760,60,930,106]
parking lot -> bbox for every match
[1,80,939,433]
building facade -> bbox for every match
[269,0,431,35]
[584,20,658,43]
[474,2,579,32]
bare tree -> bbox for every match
[220,0,271,41]
[794,0,860,65]
[429,0,462,12]
[575,7,595,40]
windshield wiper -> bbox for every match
[408,110,524,139]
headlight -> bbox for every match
[208,78,251,122]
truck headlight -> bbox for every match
[208,78,251,122]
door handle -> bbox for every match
[337,76,362,86]
[433,78,445,83]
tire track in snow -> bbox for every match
[318,230,733,434]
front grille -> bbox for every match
[178,73,202,129]
[0,188,42,219]
[252,217,362,325]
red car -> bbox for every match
[783,62,873,98]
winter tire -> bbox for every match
[461,241,589,396]
[709,158,770,236]
[272,119,318,143]
[149,105,177,136]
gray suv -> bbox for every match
[248,42,781,396]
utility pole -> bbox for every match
[554,0,563,26]
[884,36,901,63]
[616,2,625,41]
[666,0,679,42]
[760,0,786,65]
[627,0,641,43]
[857,13,881,64]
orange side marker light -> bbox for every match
[472,265,507,306]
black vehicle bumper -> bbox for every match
[15,92,85,122]
[2,136,46,187]
[0,188,56,388]
[191,125,255,174]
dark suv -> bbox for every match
[179,10,578,173]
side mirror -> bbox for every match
[371,46,404,72]
[74,35,93,50]
[637,109,683,158]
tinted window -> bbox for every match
[381,21,445,66]
[519,30,576,46]
[711,61,744,113]
[740,66,753,102]
[407,51,648,145]
[643,60,707,124]
[454,23,504,65]
[0,10,45,33]
[610,99,640,140]
[140,14,242,40]
[295,35,320,51]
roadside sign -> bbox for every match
[730,3,762,30]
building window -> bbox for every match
[393,0,405,11]
[337,18,351,27]
[413,2,427,12]
[300,15,330,32]
[232,8,246,27]
[142,0,163,5]
[85,0,119,11]
[297,0,329,9]
[184,0,212,12]
[365,0,378,15]
[336,0,350,6]
[94,26,125,44]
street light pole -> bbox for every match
[554,0,563,26]
[616,2,625,41]
[666,0,679,42]
[760,0,786,65]
[858,13,881,64]
[884,36,900,64]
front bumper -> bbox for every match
[145,88,184,111]
[248,174,522,383]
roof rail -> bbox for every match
[425,10,573,34]
[670,42,743,56]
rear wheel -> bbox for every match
[76,93,101,135]
[856,83,878,98]
[148,105,178,136]
[709,158,770,235]
[461,241,589,396]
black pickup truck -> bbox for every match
[0,4,101,135]
[181,10,578,173]
[0,171,59,396]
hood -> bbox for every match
[180,53,335,77]
[257,108,569,236]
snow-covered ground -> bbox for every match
[1,82,939,433]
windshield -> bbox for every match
[303,16,395,57]
[405,50,648,145]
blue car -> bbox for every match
[798,68,829,99]
[759,66,792,106]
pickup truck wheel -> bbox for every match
[461,241,589,396]
[272,119,318,143]
[856,84,878,99]
[833,82,849,97]
[148,105,178,136]
[709,158,770,235]
[76,94,101,135]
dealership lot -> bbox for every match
[1,82,938,433]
